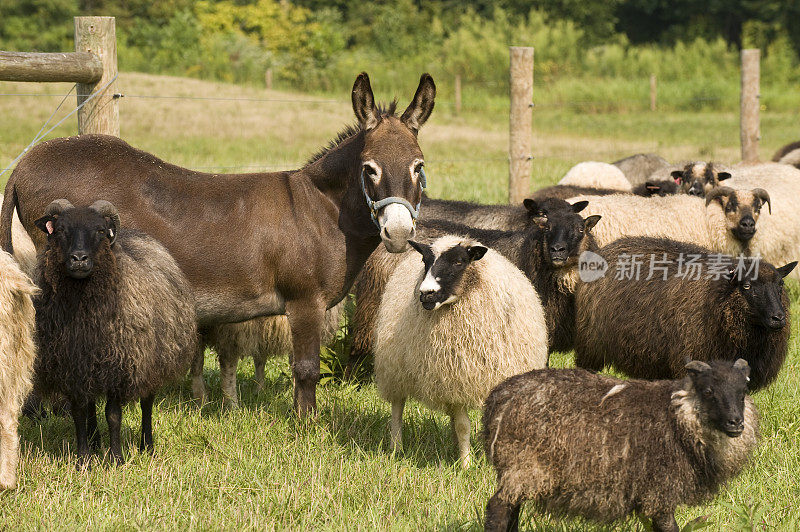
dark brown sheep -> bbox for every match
[483,360,759,532]
[33,200,197,465]
[575,236,795,390]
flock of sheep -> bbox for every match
[1,102,799,530]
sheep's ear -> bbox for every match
[777,261,797,278]
[523,198,537,213]
[685,360,712,376]
[571,200,588,213]
[733,358,751,380]
[671,170,684,184]
[718,171,732,181]
[466,245,488,262]
[34,215,56,235]
[584,215,601,232]
[645,182,661,195]
[408,240,431,257]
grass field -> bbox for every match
[1,73,800,530]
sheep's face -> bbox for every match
[686,359,750,437]
[538,208,600,267]
[729,259,796,330]
[706,187,771,243]
[671,162,731,197]
[35,203,120,280]
[408,240,487,310]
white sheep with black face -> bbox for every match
[373,235,548,467]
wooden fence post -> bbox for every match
[740,49,760,163]
[454,74,462,115]
[74,16,119,137]
[509,47,533,205]
[265,68,273,90]
[649,74,657,112]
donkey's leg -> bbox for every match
[390,399,405,453]
[190,340,208,403]
[286,299,325,417]
[452,405,472,468]
[0,407,20,489]
[218,349,240,410]
[105,394,124,465]
[86,399,101,451]
[253,354,267,393]
[139,395,154,453]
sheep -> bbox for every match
[557,161,632,192]
[575,236,795,390]
[203,301,344,409]
[0,250,37,489]
[33,199,197,465]
[0,193,37,277]
[483,359,758,532]
[669,161,732,196]
[569,187,770,257]
[374,235,548,467]
[726,162,800,279]
[771,140,800,168]
[531,179,680,202]
[612,152,670,185]
[348,199,599,376]
[420,195,531,231]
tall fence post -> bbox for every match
[509,47,533,205]
[649,74,657,112]
[74,16,119,136]
[265,68,273,90]
[454,74,462,115]
[740,49,760,163]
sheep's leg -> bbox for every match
[287,299,324,418]
[218,350,240,410]
[253,350,267,393]
[86,399,101,451]
[452,405,471,468]
[105,394,124,465]
[190,340,208,404]
[390,399,405,453]
[139,395,154,454]
[485,492,519,532]
[0,408,20,489]
[69,398,90,468]
[651,513,679,532]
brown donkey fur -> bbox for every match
[1,73,436,416]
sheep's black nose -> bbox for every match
[739,217,755,230]
[550,244,567,253]
[688,187,703,196]
[724,418,744,432]
[70,253,89,263]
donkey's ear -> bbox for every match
[352,72,379,130]
[401,73,436,133]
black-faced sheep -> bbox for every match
[483,359,758,532]
[203,302,344,409]
[570,186,770,256]
[575,237,794,390]
[33,200,197,465]
[348,199,599,376]
[557,161,632,191]
[727,162,800,280]
[374,236,548,467]
[670,161,732,196]
[771,140,800,168]
[0,250,37,489]
[612,152,670,185]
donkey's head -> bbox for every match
[352,72,436,253]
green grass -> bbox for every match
[1,72,800,530]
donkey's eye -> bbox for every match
[364,165,377,175]
[414,162,424,174]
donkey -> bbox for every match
[1,72,436,416]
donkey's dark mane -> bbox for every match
[305,100,398,166]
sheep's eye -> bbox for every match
[703,387,713,397]
[743,283,751,290]
[97,228,105,234]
